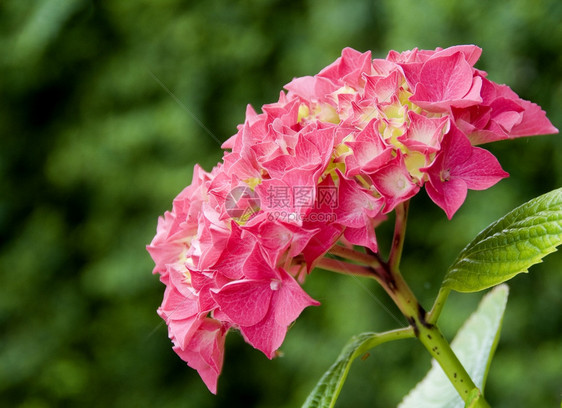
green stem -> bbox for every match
[419,324,490,407]
[427,286,451,325]
[374,202,489,407]
[380,266,489,406]
[314,257,376,279]
[319,202,490,406]
[328,244,384,267]
[388,201,409,270]
[358,326,416,353]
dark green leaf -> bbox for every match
[444,188,562,292]
[302,329,413,408]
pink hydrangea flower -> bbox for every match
[421,123,510,219]
[148,45,557,393]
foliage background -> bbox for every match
[1,0,561,407]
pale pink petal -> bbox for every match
[364,70,402,103]
[194,204,230,270]
[284,75,338,101]
[174,319,228,394]
[189,269,222,314]
[401,111,449,152]
[344,119,393,175]
[371,58,399,76]
[167,263,195,299]
[146,211,189,275]
[158,285,201,350]
[318,47,373,88]
[211,223,255,280]
[371,156,420,213]
[221,104,259,150]
[335,174,383,227]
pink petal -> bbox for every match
[239,270,319,359]
[252,221,294,265]
[344,119,393,175]
[298,125,336,171]
[454,147,510,190]
[146,211,188,275]
[433,44,482,67]
[159,284,198,321]
[284,75,337,101]
[242,246,279,280]
[238,307,286,359]
[158,285,201,350]
[509,98,559,137]
[488,97,524,132]
[274,270,320,327]
[212,223,255,280]
[398,61,424,90]
[174,319,228,394]
[167,263,195,298]
[371,156,420,213]
[460,80,559,143]
[195,207,230,269]
[284,224,319,259]
[335,173,383,227]
[424,175,468,220]
[301,223,343,269]
[364,70,402,103]
[189,269,221,314]
[318,47,373,88]
[401,111,449,152]
[297,175,342,269]
[343,222,378,253]
[410,52,481,111]
[422,125,509,218]
[161,313,202,352]
[212,280,273,327]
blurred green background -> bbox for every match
[1,1,560,407]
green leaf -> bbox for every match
[302,328,414,408]
[399,284,509,408]
[444,188,562,292]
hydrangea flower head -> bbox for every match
[148,45,557,393]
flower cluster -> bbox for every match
[147,45,557,393]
